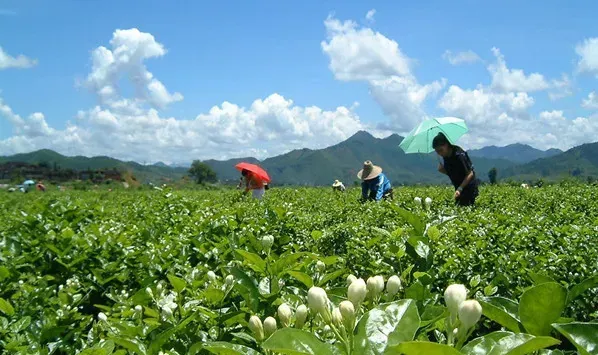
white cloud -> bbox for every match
[576,37,598,76]
[442,50,481,65]
[321,15,411,81]
[85,28,183,110]
[321,15,444,131]
[582,91,598,110]
[488,48,550,92]
[0,47,37,69]
[0,28,366,163]
[365,9,376,23]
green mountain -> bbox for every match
[469,143,562,164]
[504,142,598,181]
[0,149,187,183]
[205,131,516,186]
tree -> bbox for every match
[188,161,217,184]
[488,167,498,185]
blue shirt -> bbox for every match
[361,173,392,201]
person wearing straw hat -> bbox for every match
[358,161,393,202]
[432,132,479,206]
[332,179,346,192]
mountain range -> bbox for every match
[0,131,595,185]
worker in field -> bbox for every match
[358,161,393,201]
[242,169,267,200]
[332,179,346,192]
[433,133,479,206]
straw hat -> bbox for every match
[357,160,382,180]
[332,179,343,187]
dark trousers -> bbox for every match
[457,185,478,206]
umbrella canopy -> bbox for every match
[23,180,35,185]
[235,162,271,183]
[399,117,468,154]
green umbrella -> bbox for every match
[399,117,468,154]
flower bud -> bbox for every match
[323,325,331,333]
[295,305,308,328]
[146,287,153,297]
[458,300,482,329]
[135,305,143,313]
[225,275,235,287]
[277,303,292,327]
[339,300,355,328]
[162,307,173,317]
[348,278,367,306]
[261,235,274,250]
[307,287,331,322]
[156,283,163,292]
[386,275,402,297]
[98,312,108,322]
[332,307,343,327]
[207,271,217,282]
[425,197,432,208]
[316,261,326,272]
[444,284,467,320]
[248,315,264,341]
[264,316,277,338]
[414,197,422,206]
[346,274,357,286]
[367,276,385,297]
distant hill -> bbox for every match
[504,142,598,181]
[204,131,516,185]
[0,149,187,183]
[469,144,562,164]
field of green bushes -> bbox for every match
[0,186,597,354]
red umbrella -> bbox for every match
[235,162,271,183]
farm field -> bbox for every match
[1,185,597,354]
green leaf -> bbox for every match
[204,288,226,305]
[568,274,598,303]
[144,308,160,319]
[461,331,513,355]
[552,322,598,355]
[486,333,560,355]
[262,328,338,355]
[529,272,556,285]
[148,314,196,354]
[0,266,9,281]
[287,271,314,288]
[0,298,15,316]
[354,299,420,354]
[11,315,31,332]
[519,282,566,336]
[166,274,186,293]
[80,349,108,355]
[385,341,462,355]
[111,337,147,355]
[203,342,262,355]
[272,252,309,276]
[470,275,481,288]
[318,269,346,286]
[478,297,522,333]
[392,206,425,236]
[310,230,323,241]
[231,267,260,313]
[483,285,498,296]
[235,249,266,273]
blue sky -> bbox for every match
[1,0,597,163]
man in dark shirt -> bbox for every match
[432,133,479,206]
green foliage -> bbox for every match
[488,167,498,185]
[0,186,596,354]
[188,160,218,184]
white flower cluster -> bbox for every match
[444,284,483,339]
[246,302,308,341]
[414,196,433,209]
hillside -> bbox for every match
[469,144,562,164]
[205,131,516,185]
[0,149,187,183]
[504,142,598,180]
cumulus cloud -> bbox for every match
[321,15,444,131]
[84,28,183,110]
[0,46,37,69]
[442,50,481,65]
[582,91,598,110]
[365,9,376,23]
[576,37,598,76]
